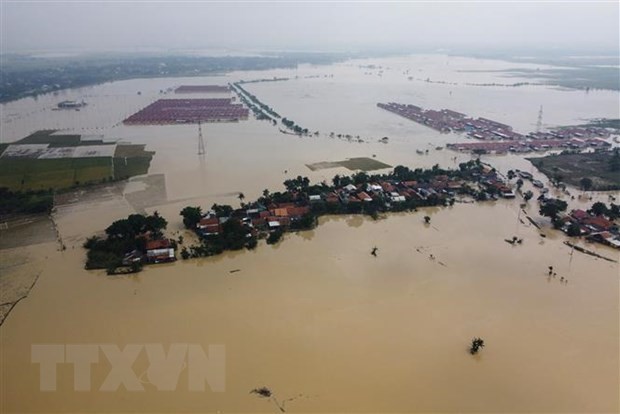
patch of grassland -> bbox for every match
[113,157,152,180]
[340,157,392,171]
[113,144,154,179]
[527,151,620,191]
[307,157,392,172]
[115,144,152,158]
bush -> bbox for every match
[86,250,122,270]
[566,222,581,237]
[246,237,258,250]
[266,229,283,245]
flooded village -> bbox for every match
[1,51,619,413]
[378,101,612,153]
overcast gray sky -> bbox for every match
[1,1,619,54]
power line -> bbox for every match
[197,121,205,156]
[536,105,543,133]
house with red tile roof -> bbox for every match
[570,209,589,221]
[198,217,222,235]
[357,191,373,202]
[582,216,615,232]
[145,239,175,263]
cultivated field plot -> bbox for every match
[0,132,155,191]
[123,98,249,124]
[306,157,392,172]
[528,151,620,190]
[0,157,113,191]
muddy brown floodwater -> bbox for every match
[1,54,619,412]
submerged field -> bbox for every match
[306,156,392,171]
[0,131,154,191]
[0,157,112,191]
[528,151,620,190]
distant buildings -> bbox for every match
[57,100,86,109]
[378,102,612,154]
[124,98,249,125]
[559,209,620,249]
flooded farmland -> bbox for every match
[1,54,619,412]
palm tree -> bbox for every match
[238,192,245,203]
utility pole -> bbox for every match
[536,105,543,133]
[197,121,205,156]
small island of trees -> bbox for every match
[83,212,170,274]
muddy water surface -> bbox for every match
[1,54,619,412]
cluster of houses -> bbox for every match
[320,176,465,205]
[377,102,524,139]
[528,127,610,141]
[190,167,514,239]
[378,102,613,155]
[448,137,611,154]
[122,238,177,266]
[560,209,620,249]
[196,203,312,236]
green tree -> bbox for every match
[609,149,620,172]
[589,201,608,217]
[393,165,412,180]
[145,211,167,237]
[211,204,233,217]
[566,222,581,237]
[332,174,341,188]
[608,203,620,220]
[580,177,593,191]
[220,219,250,250]
[266,229,283,244]
[353,172,369,185]
[180,206,202,229]
[539,199,568,220]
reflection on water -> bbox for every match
[124,174,168,213]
